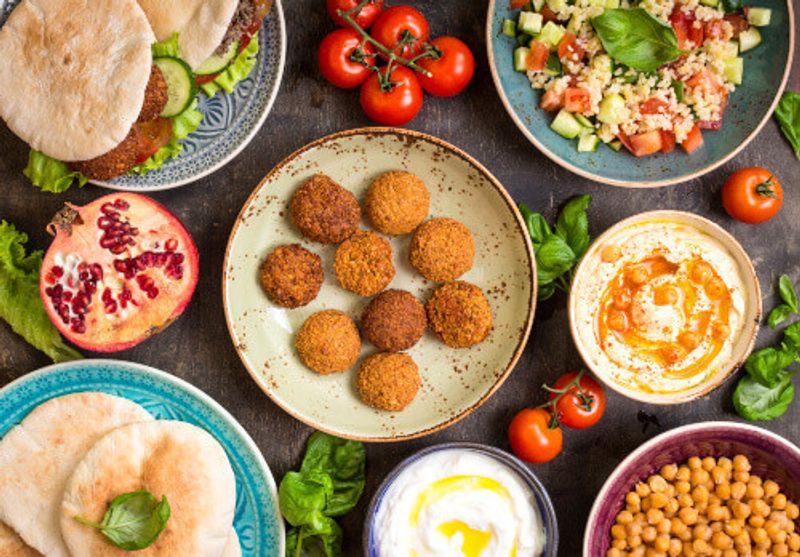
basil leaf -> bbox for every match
[286,518,343,557]
[769,304,794,329]
[744,347,796,387]
[279,470,334,529]
[536,234,576,284]
[782,322,800,354]
[555,194,592,259]
[519,204,552,248]
[538,282,557,301]
[778,274,799,313]
[775,92,800,159]
[591,9,683,72]
[74,491,169,551]
[300,432,365,517]
[733,374,794,421]
[721,0,742,13]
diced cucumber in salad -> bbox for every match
[506,0,771,156]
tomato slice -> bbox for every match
[540,5,558,22]
[246,0,273,35]
[640,97,669,115]
[510,0,528,8]
[540,88,564,112]
[681,124,704,154]
[134,119,173,165]
[564,87,590,113]
[617,132,634,154]
[629,130,663,157]
[660,130,677,153]
[195,73,220,85]
[557,32,584,62]
[526,40,549,72]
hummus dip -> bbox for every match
[373,449,546,557]
[572,219,747,396]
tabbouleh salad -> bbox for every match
[505,0,772,156]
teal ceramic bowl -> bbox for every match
[486,0,794,187]
[0,359,284,556]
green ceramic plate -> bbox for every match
[487,0,794,187]
[223,128,536,441]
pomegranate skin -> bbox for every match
[40,193,198,352]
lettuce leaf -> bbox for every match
[0,221,82,362]
[200,32,260,97]
[130,99,203,175]
[152,33,182,58]
[23,151,88,194]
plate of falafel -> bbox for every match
[222,127,537,441]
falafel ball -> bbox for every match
[137,65,169,122]
[426,281,492,348]
[409,218,475,282]
[364,171,430,236]
[290,174,361,244]
[334,230,395,297]
[356,352,420,411]
[295,310,361,374]
[361,289,426,351]
[70,126,140,181]
[259,244,324,308]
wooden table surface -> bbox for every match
[1,1,799,555]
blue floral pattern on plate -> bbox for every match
[0,0,286,192]
[0,359,284,556]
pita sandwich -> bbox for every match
[0,393,153,557]
[0,522,41,557]
[61,420,236,557]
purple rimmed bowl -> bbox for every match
[363,442,559,557]
[583,421,800,556]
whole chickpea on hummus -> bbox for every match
[571,218,749,397]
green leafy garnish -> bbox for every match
[768,274,799,328]
[74,491,170,551]
[775,92,800,159]
[520,195,592,301]
[24,151,88,194]
[743,347,796,387]
[0,221,81,362]
[591,9,683,72]
[200,33,260,97]
[733,375,794,421]
[721,0,743,13]
[279,432,365,557]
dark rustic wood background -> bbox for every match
[1,1,799,555]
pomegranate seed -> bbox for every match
[44,272,56,285]
[45,286,55,297]
[165,239,178,251]
[140,252,154,267]
[130,227,139,236]
[100,237,117,249]
[104,301,118,314]
[62,291,73,302]
[97,216,113,229]
[109,243,126,255]
[101,203,117,215]
[155,253,167,267]
[70,319,86,334]
[91,263,103,281]
[114,198,129,210]
[51,266,64,278]
[171,253,184,265]
[147,287,159,299]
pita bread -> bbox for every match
[222,530,241,557]
[136,0,238,69]
[0,393,153,557]
[61,420,236,557]
[0,0,155,161]
[0,523,41,557]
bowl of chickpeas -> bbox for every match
[584,421,800,557]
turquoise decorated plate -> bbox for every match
[0,0,286,192]
[0,359,284,556]
[486,0,794,187]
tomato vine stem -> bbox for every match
[539,370,594,428]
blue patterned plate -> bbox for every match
[0,359,284,556]
[0,0,286,192]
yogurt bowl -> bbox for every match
[363,443,558,557]
[569,211,761,405]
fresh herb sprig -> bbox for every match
[775,92,800,160]
[519,195,592,301]
[590,9,683,72]
[74,491,170,551]
[280,432,366,557]
[733,275,800,421]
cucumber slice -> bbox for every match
[591,54,613,74]
[747,7,771,26]
[597,93,626,125]
[518,12,543,35]
[546,0,566,12]
[539,21,566,50]
[699,0,719,6]
[153,57,198,118]
[195,40,239,76]
[514,47,531,72]
[574,113,594,128]
[503,19,517,38]
[578,134,601,152]
[566,15,581,34]
[532,0,545,11]
[544,53,562,76]
[551,110,583,139]
[609,140,623,151]
[723,57,743,85]
[739,27,762,52]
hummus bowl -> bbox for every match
[363,443,558,557]
[569,211,761,404]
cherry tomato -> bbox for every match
[548,372,606,430]
[326,0,384,29]
[360,65,423,125]
[722,167,783,224]
[133,119,173,165]
[416,36,475,97]
[371,5,430,60]
[508,408,563,464]
[318,29,376,89]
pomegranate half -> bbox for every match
[40,193,199,352]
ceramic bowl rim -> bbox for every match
[221,126,538,442]
[567,210,762,405]
[582,421,800,555]
[485,0,796,188]
[90,0,287,192]
[362,442,559,557]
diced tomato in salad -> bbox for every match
[640,97,670,115]
[660,130,677,154]
[527,40,550,71]
[681,124,704,154]
[628,130,664,157]
[723,14,749,38]
[540,5,559,22]
[557,33,584,63]
[670,10,704,49]
[540,88,564,112]
[510,0,528,9]
[564,87,591,113]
